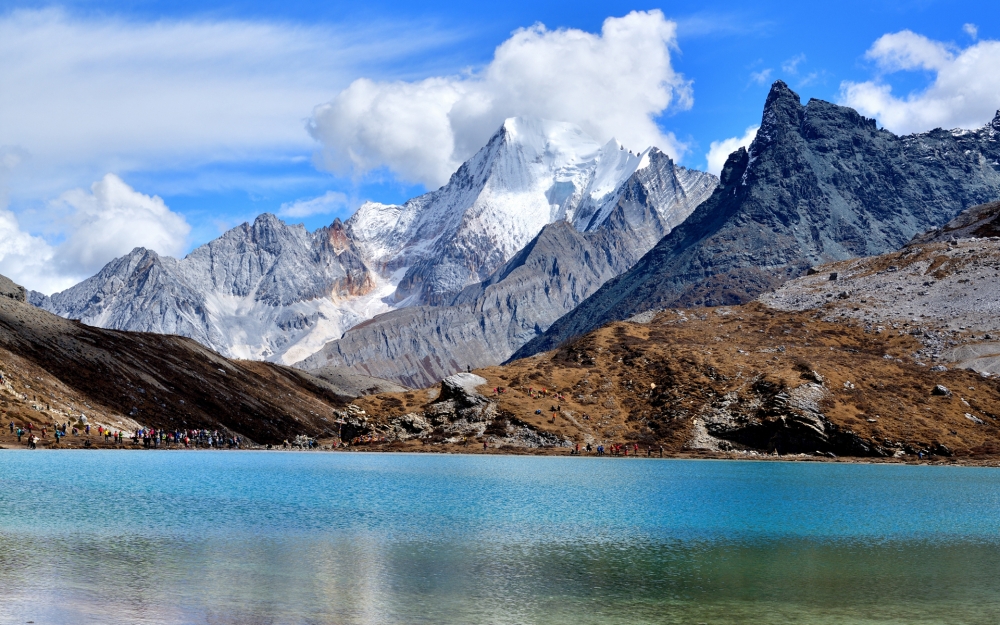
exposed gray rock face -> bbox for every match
[1,274,26,302]
[515,81,1000,359]
[33,214,377,364]
[911,200,1000,243]
[307,366,409,397]
[688,380,884,457]
[297,151,717,388]
[761,236,1000,374]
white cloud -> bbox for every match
[49,174,191,278]
[782,53,806,74]
[964,23,978,40]
[750,68,773,85]
[0,148,60,292]
[0,209,62,294]
[278,191,350,219]
[840,31,1000,133]
[0,173,190,293]
[0,8,456,202]
[705,126,759,176]
[309,10,693,187]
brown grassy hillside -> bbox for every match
[352,304,1000,460]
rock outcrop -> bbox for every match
[338,373,568,448]
[515,81,1000,359]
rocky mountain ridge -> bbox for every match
[515,81,1000,359]
[34,117,716,371]
[297,148,716,387]
[31,215,384,365]
[346,117,713,305]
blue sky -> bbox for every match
[1,0,998,292]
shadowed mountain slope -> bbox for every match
[2,274,348,445]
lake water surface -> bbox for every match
[2,451,999,624]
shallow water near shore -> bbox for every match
[2,451,1000,624]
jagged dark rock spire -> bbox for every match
[515,82,1000,359]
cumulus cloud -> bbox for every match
[309,10,693,187]
[278,191,350,219]
[49,174,191,277]
[963,23,978,40]
[0,209,61,293]
[840,30,1000,134]
[705,126,759,176]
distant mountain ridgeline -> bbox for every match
[30,82,1000,389]
[33,117,717,380]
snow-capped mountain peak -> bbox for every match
[349,116,671,304]
[35,116,718,369]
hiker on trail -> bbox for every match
[483,440,488,450]
[8,421,12,434]
[659,445,663,458]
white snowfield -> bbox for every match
[34,117,716,367]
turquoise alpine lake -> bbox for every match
[2,451,1000,624]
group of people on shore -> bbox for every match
[591,442,664,457]
[6,419,243,450]
[134,428,243,449]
